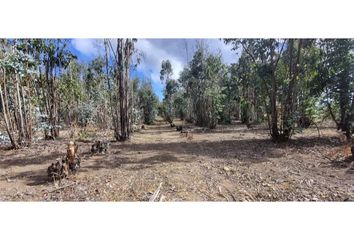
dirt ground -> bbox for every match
[0,119,353,201]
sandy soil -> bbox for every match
[0,119,353,201]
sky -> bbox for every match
[70,39,239,100]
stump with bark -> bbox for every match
[47,160,69,183]
[47,141,81,182]
[91,140,109,154]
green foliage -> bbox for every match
[160,60,178,123]
[59,60,84,107]
[177,45,227,128]
[2,38,353,145]
[308,39,354,134]
[162,79,178,123]
[160,59,173,83]
[0,43,38,76]
[77,100,96,126]
[173,91,188,120]
[138,80,159,124]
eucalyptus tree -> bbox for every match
[229,52,264,125]
[310,39,354,139]
[106,39,137,141]
[173,90,188,120]
[39,39,76,139]
[160,60,173,83]
[82,56,112,128]
[138,80,159,124]
[58,59,84,126]
[131,77,143,125]
[178,44,226,128]
[160,59,178,123]
[224,39,308,142]
[0,40,38,148]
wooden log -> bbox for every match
[149,182,163,202]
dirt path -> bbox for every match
[0,120,353,201]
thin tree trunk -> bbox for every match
[282,39,302,139]
[0,69,19,148]
[270,74,279,141]
[15,75,26,144]
[345,95,354,139]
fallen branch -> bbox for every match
[223,186,237,201]
[149,182,162,202]
[48,182,76,193]
[218,186,230,201]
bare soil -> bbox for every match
[0,119,353,201]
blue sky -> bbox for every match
[70,39,238,100]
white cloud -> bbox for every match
[208,39,240,64]
[72,38,103,57]
[135,39,184,86]
[71,38,239,91]
[135,39,239,80]
[132,39,240,91]
[71,38,240,100]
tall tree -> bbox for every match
[178,44,226,128]
[0,39,38,148]
[138,80,159,124]
[108,39,136,141]
[224,39,309,142]
[40,39,75,139]
[160,59,177,123]
[310,39,354,139]
[160,60,173,83]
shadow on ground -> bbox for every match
[8,169,49,186]
[111,136,342,163]
[321,156,354,171]
[83,153,187,171]
[0,152,64,169]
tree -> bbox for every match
[173,91,188,120]
[224,39,309,142]
[83,57,110,128]
[310,39,354,139]
[40,39,76,139]
[160,60,173,83]
[160,59,177,123]
[0,40,38,148]
[178,43,226,128]
[108,39,137,141]
[138,80,159,124]
[227,52,263,125]
[59,59,84,126]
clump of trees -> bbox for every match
[224,39,353,142]
[166,39,353,142]
[0,38,161,149]
[159,59,178,124]
[0,38,353,149]
[0,40,38,148]
[171,44,227,129]
[138,80,159,124]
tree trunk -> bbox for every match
[0,69,19,149]
[282,39,302,140]
[114,39,134,141]
[345,94,354,140]
[270,73,279,141]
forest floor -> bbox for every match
[0,119,354,201]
